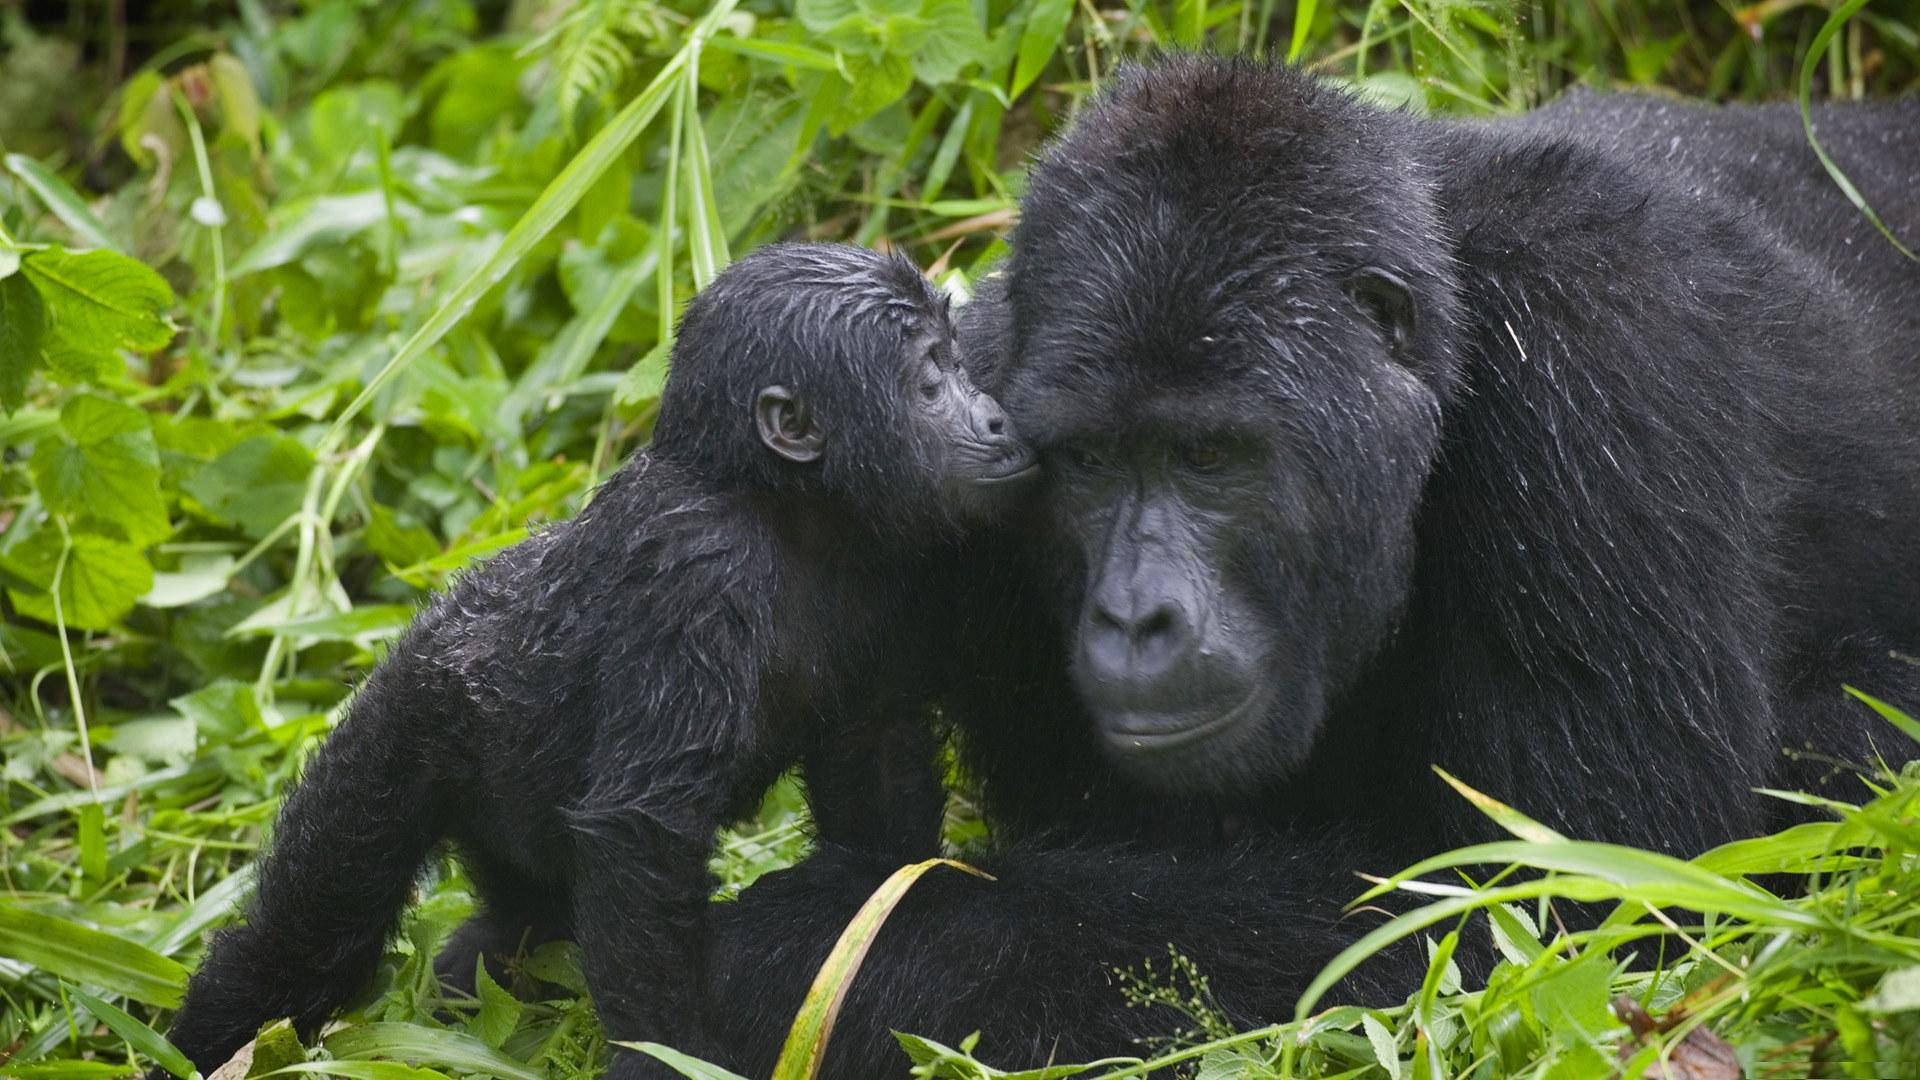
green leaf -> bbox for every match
[31,394,169,546]
[207,53,263,149]
[679,79,729,290]
[704,37,841,72]
[20,248,175,363]
[0,1063,143,1079]
[4,155,116,251]
[5,530,155,631]
[613,338,669,412]
[1846,685,1920,744]
[66,986,196,1079]
[828,53,914,135]
[171,680,265,742]
[773,859,993,1079]
[1010,0,1074,100]
[229,192,394,277]
[184,434,316,538]
[145,552,237,608]
[912,0,987,85]
[1527,952,1616,1042]
[267,1064,448,1080]
[625,1046,748,1080]
[0,272,49,411]
[1362,1013,1402,1080]
[323,0,745,446]
[0,903,188,1007]
[1288,0,1319,61]
[1796,0,1915,260]
[1434,767,1568,844]
[469,962,522,1049]
[246,1018,310,1078]
[323,1024,541,1080]
[797,0,861,35]
[365,504,442,570]
[237,604,414,647]
[1859,966,1920,1014]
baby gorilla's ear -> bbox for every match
[754,385,825,463]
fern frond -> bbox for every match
[524,0,673,119]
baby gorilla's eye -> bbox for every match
[919,360,944,401]
[1180,442,1228,471]
[1059,444,1110,470]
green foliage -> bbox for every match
[898,746,1920,1080]
[0,0,1915,1078]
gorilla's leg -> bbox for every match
[159,709,442,1077]
[434,855,572,999]
[703,836,1428,1078]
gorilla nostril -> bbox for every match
[1136,606,1178,642]
[1090,603,1128,634]
[987,416,1005,435]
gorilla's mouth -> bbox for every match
[1100,683,1267,753]
[974,458,1039,484]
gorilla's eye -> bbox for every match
[1181,443,1227,471]
[1058,443,1111,470]
[920,360,944,401]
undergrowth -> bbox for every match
[2,0,1917,1078]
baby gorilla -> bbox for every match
[155,244,1035,1079]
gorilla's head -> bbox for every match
[1004,57,1465,791]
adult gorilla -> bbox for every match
[702,57,1920,1073]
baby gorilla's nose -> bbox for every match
[971,394,1011,442]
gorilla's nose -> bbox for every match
[1083,583,1193,685]
[973,395,1012,442]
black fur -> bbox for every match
[154,244,1032,1079]
[701,58,1920,1075]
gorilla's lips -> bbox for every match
[972,450,1039,485]
[1097,681,1269,753]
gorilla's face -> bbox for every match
[1001,91,1463,790]
[1004,269,1446,791]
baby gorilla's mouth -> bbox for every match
[976,457,1039,484]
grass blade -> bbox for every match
[321,0,741,447]
[4,154,116,251]
[1847,684,1920,744]
[1432,767,1568,844]
[625,1044,751,1080]
[0,904,188,1007]
[322,1024,541,1080]
[1795,0,1915,260]
[771,858,994,1080]
[66,987,195,1080]
[679,73,729,289]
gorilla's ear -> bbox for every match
[1348,268,1417,361]
[755,386,825,463]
